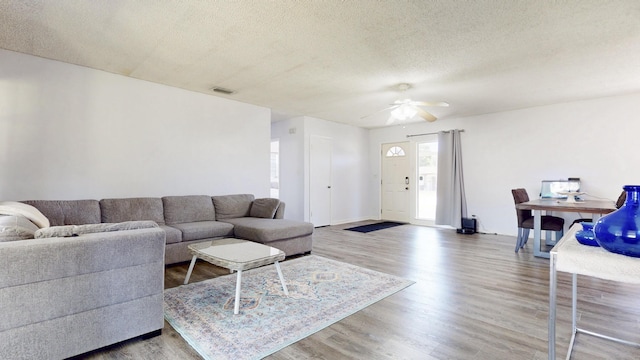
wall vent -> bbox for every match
[210,86,235,95]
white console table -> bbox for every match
[549,224,640,359]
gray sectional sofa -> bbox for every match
[25,193,314,265]
[0,194,313,359]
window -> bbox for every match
[270,140,279,198]
[417,140,438,220]
[386,146,406,157]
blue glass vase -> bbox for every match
[593,185,640,257]
[575,222,598,246]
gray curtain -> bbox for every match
[435,130,467,228]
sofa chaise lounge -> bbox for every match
[0,219,165,360]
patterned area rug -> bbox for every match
[164,255,414,360]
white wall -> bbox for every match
[8,49,638,234]
[271,116,370,224]
[370,92,640,236]
[271,117,306,220]
[0,49,271,200]
[302,117,371,224]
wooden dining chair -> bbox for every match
[511,188,565,252]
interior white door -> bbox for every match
[310,136,332,227]
[381,142,410,223]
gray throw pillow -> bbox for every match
[35,221,159,238]
[0,215,39,242]
[34,225,74,238]
[212,194,255,219]
[249,198,281,219]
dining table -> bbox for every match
[515,198,617,258]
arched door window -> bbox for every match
[386,146,406,157]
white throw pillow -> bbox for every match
[0,201,50,228]
[0,215,39,241]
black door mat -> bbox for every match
[344,221,405,233]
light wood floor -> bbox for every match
[84,222,640,359]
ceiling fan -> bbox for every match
[385,98,449,123]
[363,83,449,124]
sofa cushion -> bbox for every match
[169,221,234,241]
[250,198,280,219]
[162,195,215,224]
[34,221,159,239]
[0,215,39,242]
[100,198,165,224]
[21,200,100,227]
[220,218,314,243]
[0,201,50,228]
[212,194,255,220]
[160,225,183,244]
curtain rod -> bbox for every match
[406,129,465,138]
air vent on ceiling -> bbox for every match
[210,86,235,95]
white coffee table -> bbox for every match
[183,238,289,314]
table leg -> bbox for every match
[545,230,554,246]
[234,269,243,315]
[534,210,549,258]
[566,273,578,358]
[549,251,557,360]
[184,255,198,285]
[274,261,289,296]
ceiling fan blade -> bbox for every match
[416,107,437,122]
[385,116,396,125]
[410,101,449,107]
[391,99,411,105]
[360,105,400,119]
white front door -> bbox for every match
[381,142,410,223]
[310,136,332,227]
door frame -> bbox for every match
[380,141,411,223]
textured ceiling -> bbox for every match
[1,1,639,128]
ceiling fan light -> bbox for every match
[391,104,417,120]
